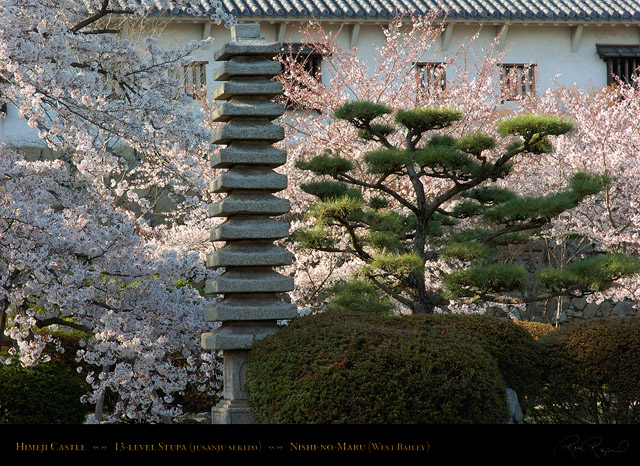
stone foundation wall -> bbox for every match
[488,297,639,325]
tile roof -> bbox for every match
[118,0,640,21]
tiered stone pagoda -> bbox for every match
[202,23,297,424]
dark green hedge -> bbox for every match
[0,358,88,424]
[514,321,555,341]
[394,314,545,415]
[246,311,516,424]
[534,317,640,424]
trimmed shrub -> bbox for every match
[0,358,88,424]
[535,317,640,424]
[514,321,555,341]
[246,311,511,424]
[394,314,545,416]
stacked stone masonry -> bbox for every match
[488,297,639,325]
[201,24,296,424]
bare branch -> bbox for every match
[70,0,134,33]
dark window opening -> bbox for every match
[597,45,640,86]
[282,44,322,78]
[415,62,447,92]
[178,61,208,101]
[280,44,323,110]
[0,76,7,117]
[414,62,446,104]
[500,63,536,101]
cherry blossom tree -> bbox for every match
[0,0,234,422]
[518,81,640,304]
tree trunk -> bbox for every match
[406,270,437,314]
[93,363,110,423]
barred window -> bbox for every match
[500,63,536,101]
[282,44,322,79]
[0,76,6,116]
[596,45,640,86]
[415,62,447,92]
[281,44,323,110]
[179,61,208,101]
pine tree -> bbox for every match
[294,101,640,314]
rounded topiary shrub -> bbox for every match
[246,311,510,424]
[514,321,555,341]
[536,317,640,424]
[0,358,88,424]
[393,313,545,416]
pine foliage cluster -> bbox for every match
[293,101,640,313]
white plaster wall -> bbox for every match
[248,21,640,92]
[3,19,639,147]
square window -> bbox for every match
[415,62,447,92]
[280,43,323,110]
[596,44,640,86]
[282,44,322,79]
[500,63,536,101]
[179,61,208,101]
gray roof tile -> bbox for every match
[114,0,640,21]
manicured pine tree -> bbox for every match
[294,101,640,313]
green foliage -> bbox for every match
[40,331,92,388]
[456,133,496,156]
[432,211,457,226]
[309,195,364,224]
[358,123,395,140]
[300,180,361,201]
[324,279,395,315]
[361,210,412,251]
[570,171,611,198]
[364,231,398,250]
[334,101,391,127]
[412,142,476,174]
[450,228,530,245]
[395,313,545,415]
[449,228,492,242]
[0,358,88,424]
[395,107,462,134]
[368,195,390,209]
[443,264,527,299]
[537,266,575,291]
[440,242,493,261]
[450,200,486,218]
[488,232,532,245]
[291,227,337,250]
[514,321,555,341]
[461,186,516,205]
[367,252,424,276]
[295,154,354,175]
[498,114,575,140]
[539,254,640,292]
[484,192,577,224]
[363,209,412,232]
[568,254,640,290]
[428,134,457,147]
[535,317,640,424]
[293,101,638,313]
[246,311,511,424]
[363,148,405,174]
[527,135,552,154]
